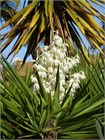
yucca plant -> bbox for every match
[0,56,104,139]
[72,51,104,95]
[0,0,105,63]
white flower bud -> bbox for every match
[60,73,65,79]
[60,79,65,86]
[48,67,53,73]
[53,69,57,75]
[60,86,65,93]
[48,57,53,64]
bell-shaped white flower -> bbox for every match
[33,83,39,91]
[38,71,47,79]
[63,65,70,73]
[53,59,60,66]
[79,71,86,79]
[72,82,80,89]
[72,73,81,80]
[31,75,37,83]
[52,47,57,54]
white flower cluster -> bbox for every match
[31,32,86,99]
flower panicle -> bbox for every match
[31,31,86,100]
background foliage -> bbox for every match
[0,0,105,63]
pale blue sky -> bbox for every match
[1,1,105,62]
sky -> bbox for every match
[1,1,105,63]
